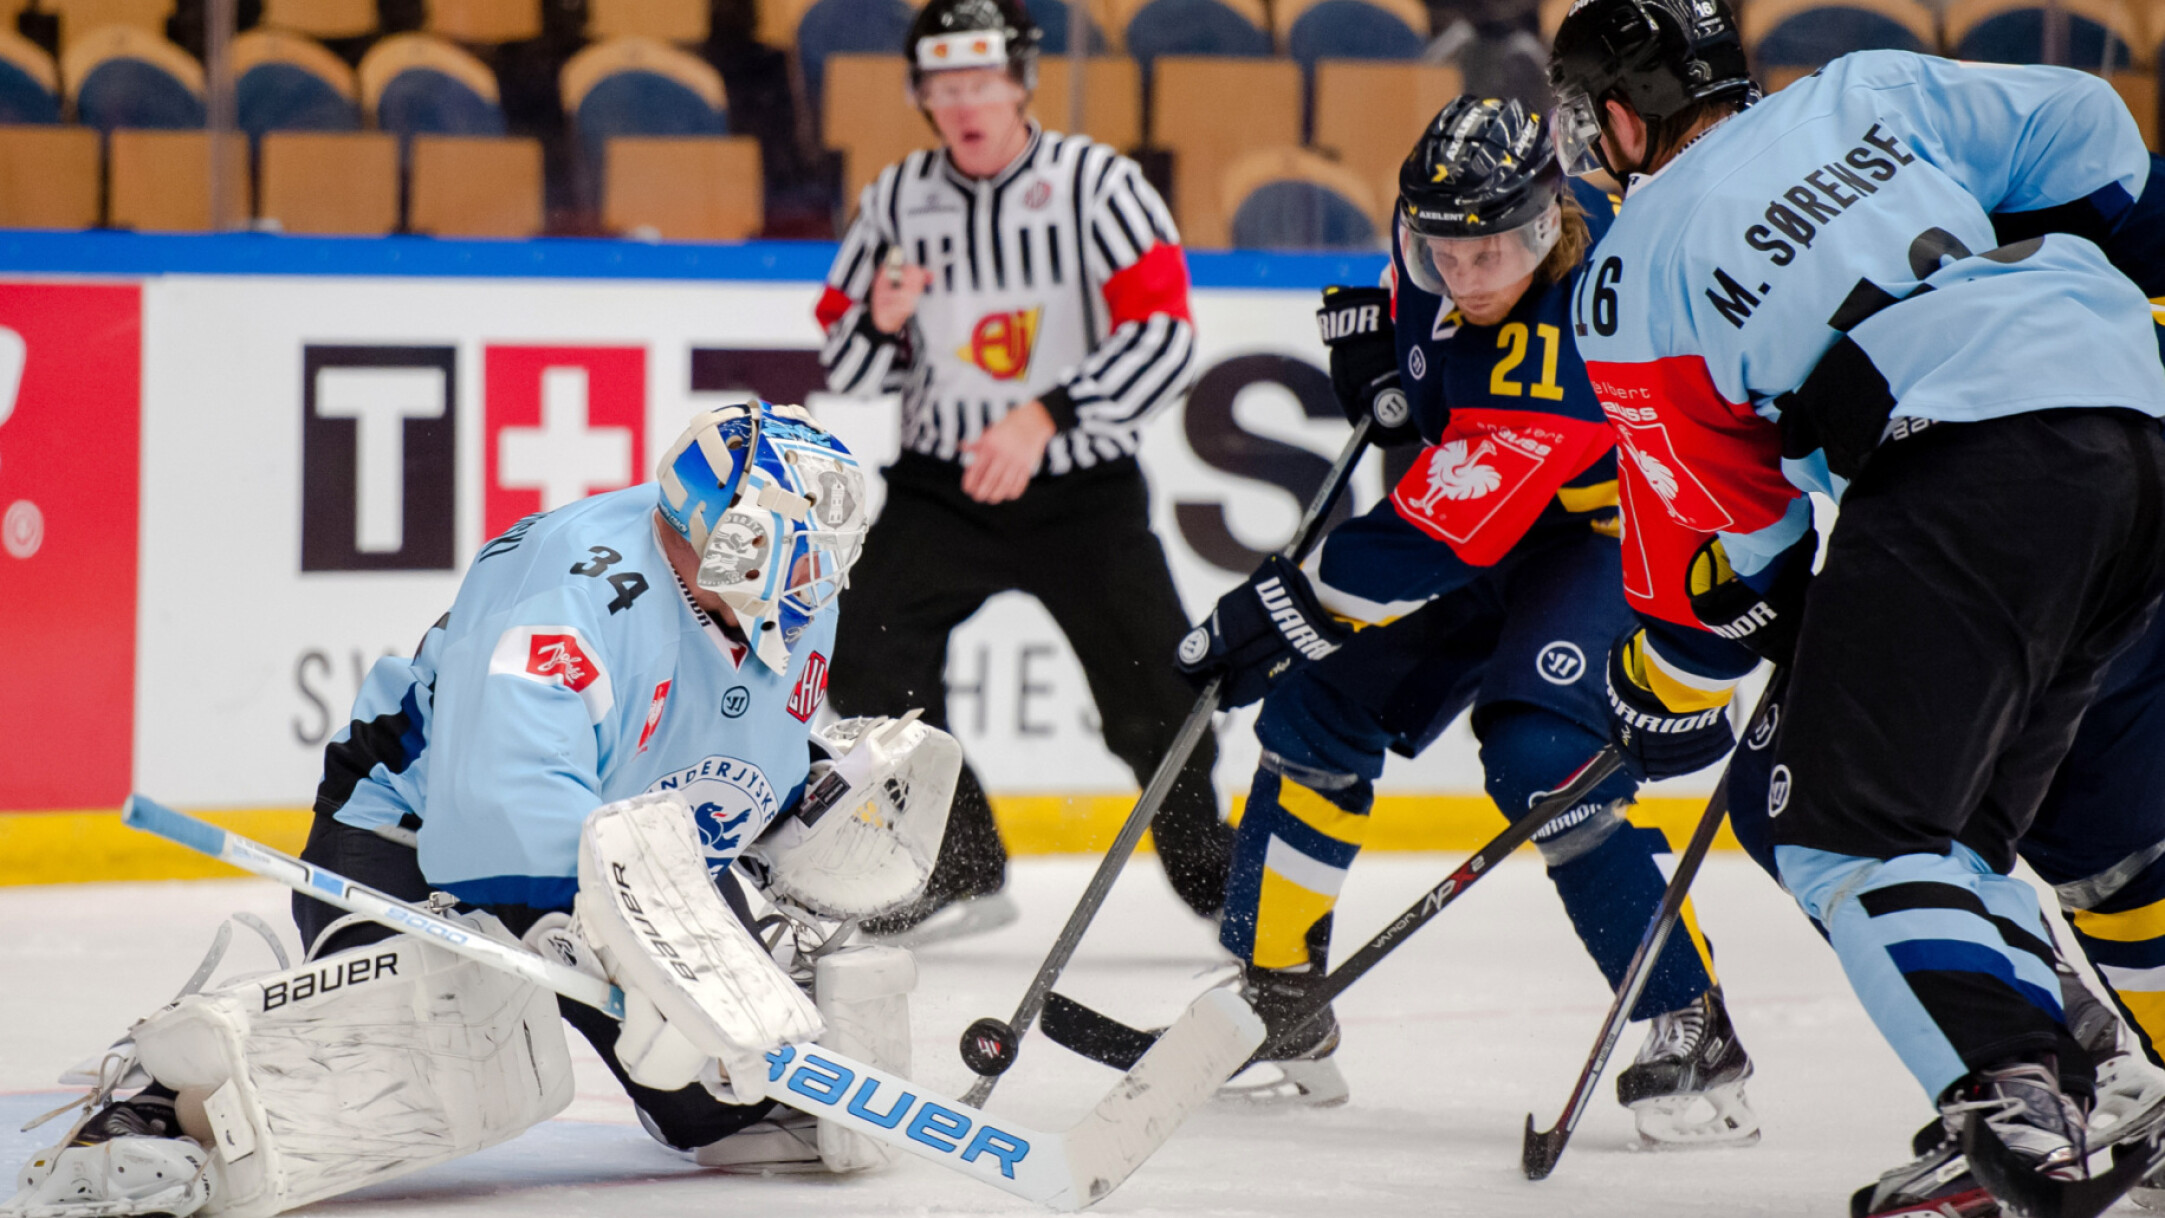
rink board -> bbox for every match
[0,233,1728,883]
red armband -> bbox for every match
[1102,243,1192,327]
[815,285,855,332]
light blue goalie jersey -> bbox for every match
[318,486,835,911]
[1573,52,2165,581]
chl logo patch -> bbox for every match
[1536,641,1587,686]
[1768,764,1793,817]
[788,651,830,722]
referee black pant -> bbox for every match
[830,452,1230,916]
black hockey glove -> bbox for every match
[1176,555,1351,709]
[1604,629,1736,781]
[1317,286,1418,447]
[1686,530,1816,666]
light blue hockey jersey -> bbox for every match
[1571,51,2165,607]
[318,486,835,911]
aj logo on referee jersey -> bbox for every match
[959,308,1042,381]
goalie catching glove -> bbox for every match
[1176,556,1351,708]
[741,712,960,922]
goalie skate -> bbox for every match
[861,891,1019,949]
[1215,960,1349,1109]
[1616,988,1761,1149]
[4,1137,212,1218]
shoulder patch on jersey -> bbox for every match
[636,680,671,753]
[489,624,616,724]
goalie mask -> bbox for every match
[656,401,869,673]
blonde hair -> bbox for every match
[1536,189,1592,286]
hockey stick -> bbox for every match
[1520,676,1781,1181]
[956,417,1374,1105]
[120,794,1263,1213]
[1034,745,1630,1072]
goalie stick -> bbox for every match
[1024,746,1627,1072]
[957,417,1374,1106]
[1520,674,1782,1181]
[119,795,1263,1213]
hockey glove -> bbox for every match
[1317,285,1419,446]
[1176,555,1351,708]
[1687,531,1815,666]
[1604,629,1736,780]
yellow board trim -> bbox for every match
[2071,896,2165,944]
[0,795,1743,886]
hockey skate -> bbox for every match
[1615,987,1761,1149]
[689,1110,827,1175]
[858,890,1018,948]
[1854,1058,2090,1218]
[1216,961,1349,1108]
[3,1094,213,1218]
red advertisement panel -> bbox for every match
[482,346,645,540]
[0,284,141,810]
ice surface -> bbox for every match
[0,854,1968,1216]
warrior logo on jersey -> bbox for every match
[959,308,1042,381]
[636,680,671,753]
[788,651,830,722]
[489,624,615,723]
[649,755,781,873]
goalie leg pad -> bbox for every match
[129,935,572,1218]
[811,946,916,1172]
[577,791,824,1104]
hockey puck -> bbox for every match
[960,1017,1019,1076]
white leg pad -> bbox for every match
[809,946,916,1172]
[130,936,572,1218]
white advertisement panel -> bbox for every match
[134,273,1496,807]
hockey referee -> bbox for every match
[813,0,1229,943]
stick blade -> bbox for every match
[1059,988,1264,1210]
[1522,1115,1568,1181]
[1962,1111,2158,1218]
[1043,992,1160,1071]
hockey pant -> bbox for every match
[1754,409,2165,1102]
[294,814,776,1149]
[828,453,1228,916]
[1215,549,1718,1021]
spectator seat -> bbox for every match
[108,128,246,229]
[1223,144,1376,248]
[259,129,399,233]
[793,0,918,111]
[1114,0,1270,74]
[1032,54,1139,148]
[603,133,763,239]
[232,29,359,136]
[588,0,710,44]
[1277,0,1426,73]
[65,25,204,129]
[0,124,97,225]
[409,133,543,235]
[424,0,543,45]
[1944,0,2141,68]
[820,52,927,199]
[0,32,61,123]
[1150,54,1299,246]
[261,0,378,40]
[360,33,506,140]
[1311,59,1459,227]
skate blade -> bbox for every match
[1629,1079,1762,1150]
[861,892,1019,949]
[1216,1056,1350,1108]
[1862,1185,2001,1218]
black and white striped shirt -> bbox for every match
[816,126,1197,477]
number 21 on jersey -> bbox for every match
[1490,322,1566,400]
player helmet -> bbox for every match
[1396,96,1565,302]
[1547,0,1753,176]
[906,0,1041,94]
[655,401,869,673]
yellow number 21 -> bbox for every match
[1489,322,1567,401]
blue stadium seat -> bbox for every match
[1281,0,1425,71]
[562,37,727,201]
[1223,146,1378,250]
[1230,179,1375,247]
[795,0,916,110]
[232,30,358,137]
[1122,0,1271,74]
[0,32,61,123]
[1945,0,2140,69]
[1751,8,1930,64]
[1027,0,1109,53]
[65,25,205,130]
[361,34,506,140]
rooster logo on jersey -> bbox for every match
[1409,438,1504,513]
[959,307,1043,381]
[1626,444,1681,505]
